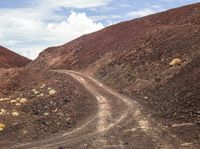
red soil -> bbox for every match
[0,46,30,68]
[0,68,96,146]
[28,3,200,127]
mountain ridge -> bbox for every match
[29,2,200,70]
[0,46,31,68]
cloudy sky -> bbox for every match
[0,0,199,59]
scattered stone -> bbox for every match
[40,84,46,89]
[83,144,88,147]
[171,123,194,127]
[10,100,17,103]
[16,103,21,106]
[181,142,193,147]
[11,112,19,117]
[124,128,137,133]
[13,122,18,126]
[22,130,28,134]
[169,58,182,66]
[0,98,10,102]
[41,121,50,126]
[16,97,21,101]
[32,89,39,95]
[44,112,49,116]
[53,108,58,113]
[19,98,27,104]
[0,123,5,131]
[49,89,56,95]
[38,93,44,97]
[0,68,95,143]
[0,109,6,115]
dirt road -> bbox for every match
[8,70,194,149]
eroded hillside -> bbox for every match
[0,46,30,68]
[28,3,200,123]
[25,2,200,147]
[0,68,97,147]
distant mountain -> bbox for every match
[0,46,31,68]
[29,2,200,125]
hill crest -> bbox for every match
[0,46,31,68]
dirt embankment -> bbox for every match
[0,68,97,147]
[28,2,200,125]
[25,3,200,146]
[0,46,30,68]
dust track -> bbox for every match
[8,70,193,149]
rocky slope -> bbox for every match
[28,2,200,144]
[29,3,200,117]
[0,69,97,147]
[0,46,30,68]
[29,3,200,71]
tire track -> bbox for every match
[67,71,183,149]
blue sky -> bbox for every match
[0,0,199,59]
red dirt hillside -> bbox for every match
[29,2,200,127]
[0,46,30,68]
[0,68,97,147]
[2,2,198,147]
[28,3,200,71]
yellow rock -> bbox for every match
[32,89,39,94]
[38,93,44,97]
[169,58,182,66]
[0,98,10,102]
[19,98,27,104]
[0,109,6,115]
[53,108,58,113]
[49,89,56,95]
[11,112,19,117]
[40,84,46,88]
[44,112,49,116]
[16,103,21,106]
[22,130,28,134]
[10,100,17,103]
[0,123,5,131]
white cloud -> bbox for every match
[35,0,112,9]
[107,20,119,26]
[0,0,108,59]
[0,10,104,59]
[90,15,121,21]
[127,8,156,18]
[45,12,104,44]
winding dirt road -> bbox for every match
[8,70,194,149]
